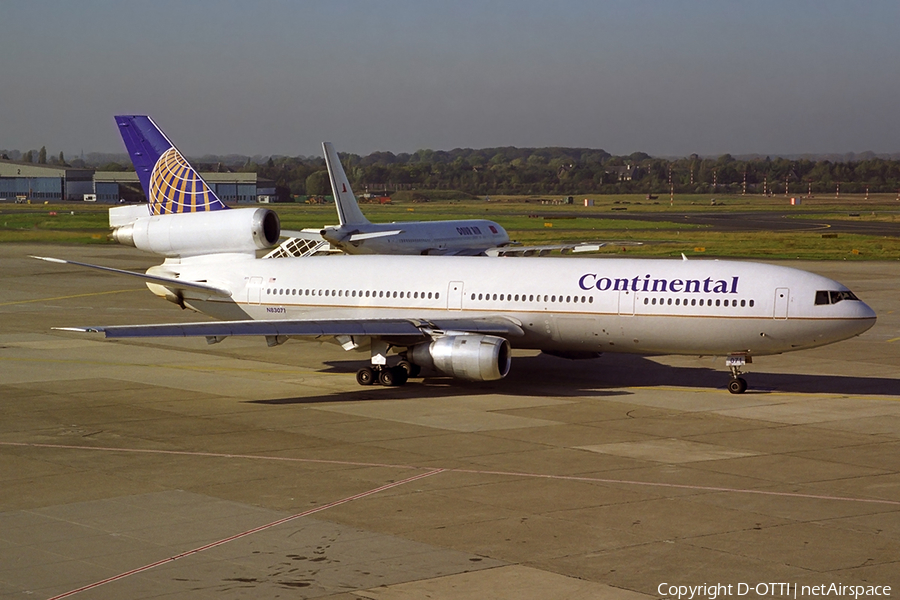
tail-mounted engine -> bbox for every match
[111,207,280,257]
[409,334,511,381]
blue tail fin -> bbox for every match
[115,115,227,215]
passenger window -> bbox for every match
[715,299,720,306]
[551,295,556,302]
[428,292,433,299]
[566,296,571,303]
[435,293,440,299]
[667,298,672,305]
[740,299,746,307]
[749,299,754,307]
[675,299,680,306]
[644,298,649,305]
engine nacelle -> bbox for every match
[409,335,511,381]
[112,208,280,257]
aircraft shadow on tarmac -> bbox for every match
[249,353,900,405]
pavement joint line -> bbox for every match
[0,356,318,375]
[0,288,144,307]
[44,468,445,600]
[0,441,426,471]
[4,441,899,507]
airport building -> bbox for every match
[1,160,275,203]
[0,161,94,201]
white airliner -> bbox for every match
[34,116,877,394]
[274,142,618,258]
[316,142,510,255]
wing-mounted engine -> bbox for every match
[111,207,280,258]
[409,334,511,381]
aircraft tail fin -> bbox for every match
[115,115,227,215]
[323,142,369,226]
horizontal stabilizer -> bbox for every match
[348,230,404,242]
[279,229,326,240]
[31,256,232,298]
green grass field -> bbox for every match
[3,193,899,260]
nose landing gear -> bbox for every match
[726,355,750,394]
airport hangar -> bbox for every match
[0,160,275,204]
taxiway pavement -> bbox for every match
[1,244,898,599]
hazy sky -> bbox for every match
[2,1,899,158]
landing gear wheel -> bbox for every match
[356,367,375,386]
[728,377,748,394]
[379,366,408,386]
[397,360,421,378]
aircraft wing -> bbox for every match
[56,316,525,342]
[486,241,642,257]
[31,256,232,297]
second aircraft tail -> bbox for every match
[323,142,369,227]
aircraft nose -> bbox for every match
[852,300,877,335]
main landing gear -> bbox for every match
[356,342,420,387]
[356,364,410,386]
[726,355,750,394]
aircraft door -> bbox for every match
[774,287,789,319]
[618,289,635,316]
[447,281,464,310]
[248,277,263,305]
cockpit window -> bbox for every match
[816,290,860,305]
[831,290,859,303]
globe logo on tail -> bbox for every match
[149,148,225,215]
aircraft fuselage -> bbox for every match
[153,254,876,358]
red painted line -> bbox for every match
[5,441,899,507]
[44,468,443,600]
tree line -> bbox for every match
[7,145,900,199]
[243,149,900,201]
